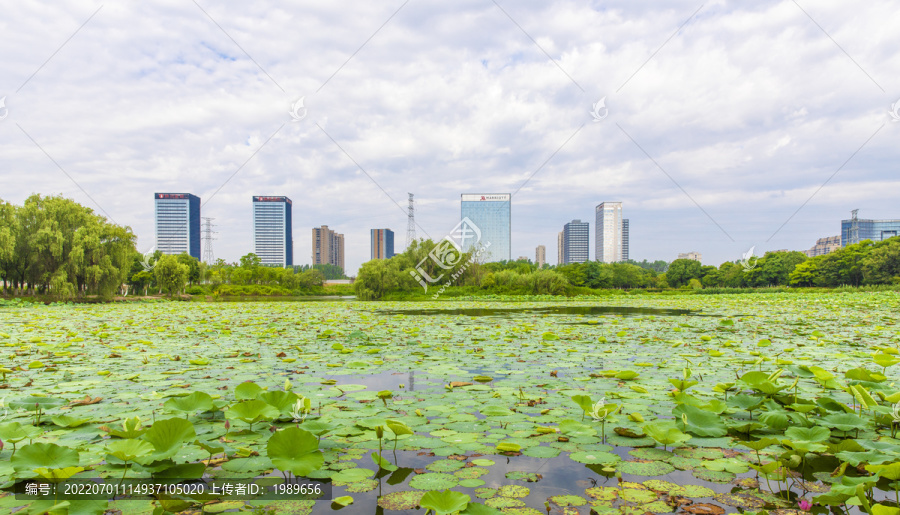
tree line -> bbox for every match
[0,195,135,299]
[355,237,900,298]
[0,195,337,299]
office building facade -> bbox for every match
[460,194,511,262]
[842,210,900,246]
[313,225,345,271]
[535,245,546,268]
[805,236,841,257]
[371,229,395,260]
[596,202,625,263]
[678,251,702,262]
[562,219,590,264]
[557,232,564,265]
[252,196,293,266]
[154,193,201,260]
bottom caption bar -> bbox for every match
[15,478,332,501]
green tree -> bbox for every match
[176,253,201,285]
[3,195,134,299]
[666,259,702,288]
[0,200,17,287]
[130,270,155,296]
[862,237,900,284]
[745,251,807,287]
[154,254,189,295]
[816,241,873,286]
[354,259,409,299]
[624,259,669,274]
[789,258,821,286]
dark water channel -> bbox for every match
[377,306,702,317]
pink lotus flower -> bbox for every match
[798,499,812,511]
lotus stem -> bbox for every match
[120,462,130,486]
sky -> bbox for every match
[2,0,899,274]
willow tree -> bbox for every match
[0,195,136,299]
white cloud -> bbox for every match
[1,0,898,271]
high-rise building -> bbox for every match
[842,210,900,246]
[154,193,201,260]
[622,219,629,261]
[313,225,345,271]
[252,196,293,266]
[595,202,625,263]
[460,194,511,262]
[535,245,546,268]
[371,229,395,260]
[557,231,564,265]
[678,251,702,262]
[805,236,841,257]
[563,219,590,264]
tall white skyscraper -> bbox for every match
[155,193,201,260]
[252,196,293,266]
[595,202,625,263]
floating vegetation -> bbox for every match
[2,294,900,513]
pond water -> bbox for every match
[377,305,699,317]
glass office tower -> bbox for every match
[842,212,900,246]
[154,193,201,260]
[562,219,589,264]
[252,196,293,266]
[460,194,511,262]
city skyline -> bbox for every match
[6,2,898,274]
[149,191,894,271]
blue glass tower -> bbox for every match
[842,212,900,246]
[460,194,511,262]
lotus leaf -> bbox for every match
[420,489,471,514]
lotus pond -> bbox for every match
[2,292,900,515]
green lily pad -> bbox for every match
[616,460,675,476]
[497,485,529,498]
[569,451,620,465]
[409,472,459,490]
[378,490,424,510]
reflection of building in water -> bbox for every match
[408,370,415,392]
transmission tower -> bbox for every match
[849,209,859,245]
[202,217,217,264]
[406,193,416,248]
